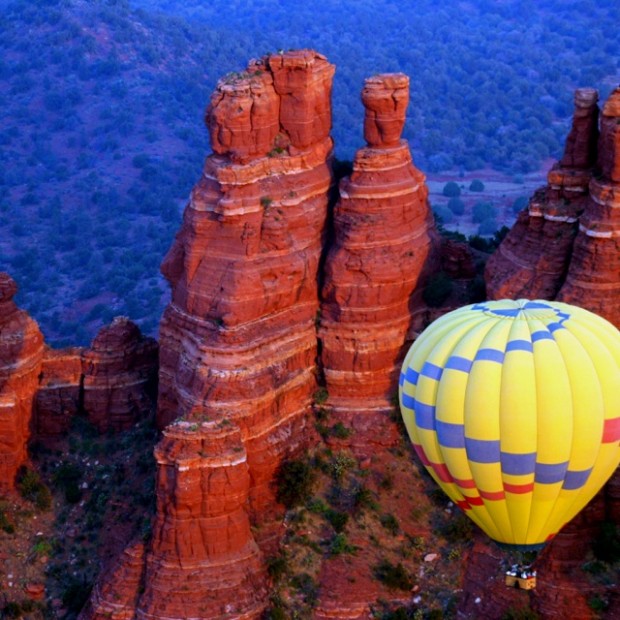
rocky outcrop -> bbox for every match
[485,88,598,301]
[82,317,158,433]
[319,74,438,451]
[440,238,477,280]
[557,87,620,324]
[85,421,269,619]
[80,541,146,620]
[157,51,334,539]
[0,273,45,492]
[33,319,157,437]
[34,348,83,437]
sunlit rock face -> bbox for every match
[84,421,269,620]
[318,73,439,452]
[0,272,45,492]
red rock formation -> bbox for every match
[157,51,333,538]
[81,541,146,620]
[319,74,438,451]
[34,348,83,437]
[85,421,269,619]
[557,87,620,324]
[0,273,45,492]
[560,87,599,169]
[485,88,598,301]
[82,317,158,433]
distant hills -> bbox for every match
[0,0,618,346]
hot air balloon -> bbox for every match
[399,299,620,550]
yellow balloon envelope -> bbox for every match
[399,299,620,548]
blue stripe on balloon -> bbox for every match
[401,393,416,410]
[548,322,566,333]
[436,420,465,449]
[489,308,522,317]
[465,437,501,463]
[405,367,419,385]
[501,451,536,476]
[523,301,553,310]
[535,461,569,484]
[445,355,473,373]
[415,401,436,430]
[421,362,443,381]
[562,468,592,490]
[399,372,405,387]
[475,348,505,364]
[531,330,554,342]
[506,340,534,353]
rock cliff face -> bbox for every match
[486,86,620,330]
[33,319,158,437]
[0,273,45,492]
[319,74,438,450]
[485,88,598,301]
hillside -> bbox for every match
[1,0,619,348]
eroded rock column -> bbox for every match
[319,74,438,450]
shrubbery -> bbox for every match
[275,458,316,508]
[423,272,453,307]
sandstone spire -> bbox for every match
[319,74,438,452]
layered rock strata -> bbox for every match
[82,317,158,433]
[485,88,599,300]
[34,348,83,437]
[157,50,334,533]
[0,273,45,492]
[319,74,438,449]
[32,319,158,438]
[557,86,620,324]
[85,421,268,619]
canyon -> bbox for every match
[0,51,618,620]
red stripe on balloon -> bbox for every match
[479,489,506,501]
[545,532,557,542]
[456,499,472,511]
[602,417,620,443]
[463,494,484,506]
[413,444,455,484]
[432,462,455,484]
[453,477,477,489]
[413,443,431,466]
[504,481,534,494]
